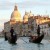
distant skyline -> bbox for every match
[0,0,50,31]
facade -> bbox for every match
[4,5,50,36]
[39,22,50,36]
[22,12,29,36]
[4,21,11,32]
[22,23,28,36]
[4,5,22,36]
[10,5,22,24]
[28,16,37,35]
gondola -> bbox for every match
[4,32,8,41]
[8,34,17,44]
[29,33,44,43]
[5,35,8,41]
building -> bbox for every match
[4,5,22,36]
[4,5,50,36]
[28,16,37,35]
[39,21,50,36]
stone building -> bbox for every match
[22,12,29,36]
[22,11,34,36]
[4,5,22,36]
[4,5,50,36]
[28,16,37,35]
[39,21,50,36]
[4,21,10,32]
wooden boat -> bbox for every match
[4,32,8,41]
[8,34,17,44]
[29,33,44,43]
[5,35,8,41]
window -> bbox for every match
[31,26,34,30]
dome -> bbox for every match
[23,12,29,23]
[11,11,21,21]
[29,11,33,17]
[10,5,22,24]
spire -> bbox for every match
[10,4,22,24]
[30,10,31,13]
[25,11,28,15]
[14,4,18,11]
[25,11,27,15]
[29,10,33,16]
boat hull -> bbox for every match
[5,35,8,41]
[8,34,17,44]
[29,34,44,43]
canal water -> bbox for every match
[0,37,50,50]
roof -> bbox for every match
[39,21,50,25]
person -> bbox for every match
[10,27,14,37]
[37,25,40,37]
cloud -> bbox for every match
[0,23,4,31]
[0,0,50,10]
[18,0,50,8]
[0,23,3,27]
[0,0,29,10]
[0,19,10,22]
[0,2,14,10]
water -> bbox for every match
[0,37,50,50]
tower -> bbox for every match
[10,5,22,24]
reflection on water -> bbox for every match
[0,37,50,50]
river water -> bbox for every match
[0,37,50,50]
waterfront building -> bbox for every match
[10,5,22,24]
[4,5,50,36]
[28,16,37,35]
[4,5,22,36]
[39,21,50,36]
[22,12,28,36]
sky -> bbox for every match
[0,0,50,31]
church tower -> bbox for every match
[23,11,29,23]
[10,5,22,24]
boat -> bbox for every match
[29,33,44,43]
[5,35,8,41]
[8,34,17,44]
[4,32,8,41]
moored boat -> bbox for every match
[8,34,17,44]
[4,32,8,41]
[29,33,44,43]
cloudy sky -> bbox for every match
[0,0,50,31]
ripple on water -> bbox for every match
[0,37,50,50]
